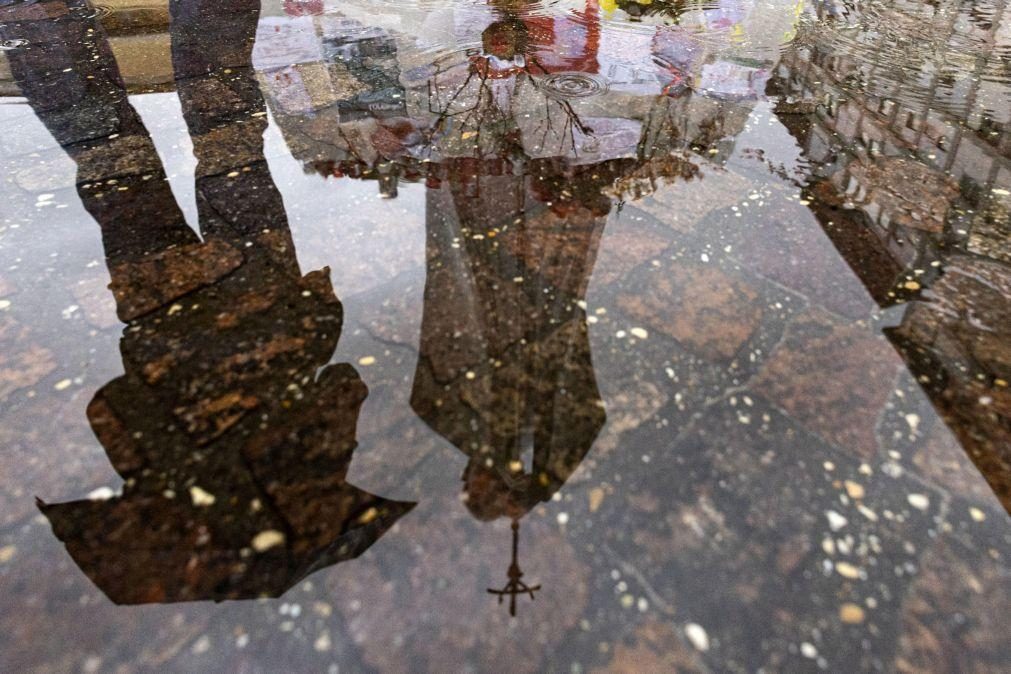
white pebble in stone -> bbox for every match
[684,623,709,652]
[826,510,848,531]
[252,530,285,552]
[189,485,216,507]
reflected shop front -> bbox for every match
[0,0,1009,671]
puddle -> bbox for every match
[0,0,1009,671]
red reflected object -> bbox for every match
[284,0,324,16]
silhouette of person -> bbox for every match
[3,0,413,604]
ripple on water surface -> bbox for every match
[795,0,1011,115]
[327,0,804,62]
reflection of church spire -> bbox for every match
[411,155,608,614]
[487,519,541,617]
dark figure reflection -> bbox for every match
[410,157,612,613]
[411,157,608,523]
[4,0,413,604]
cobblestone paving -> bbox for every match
[0,0,1009,671]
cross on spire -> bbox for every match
[487,518,541,616]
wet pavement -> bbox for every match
[0,0,1009,671]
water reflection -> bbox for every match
[411,157,610,613]
[258,1,765,616]
[8,0,413,603]
[772,1,1011,505]
[0,0,1009,670]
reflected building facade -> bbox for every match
[772,0,1011,507]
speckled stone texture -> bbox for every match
[0,0,1009,671]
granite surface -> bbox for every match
[0,0,1009,671]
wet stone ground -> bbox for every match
[0,0,1009,671]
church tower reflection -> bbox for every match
[410,155,611,612]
